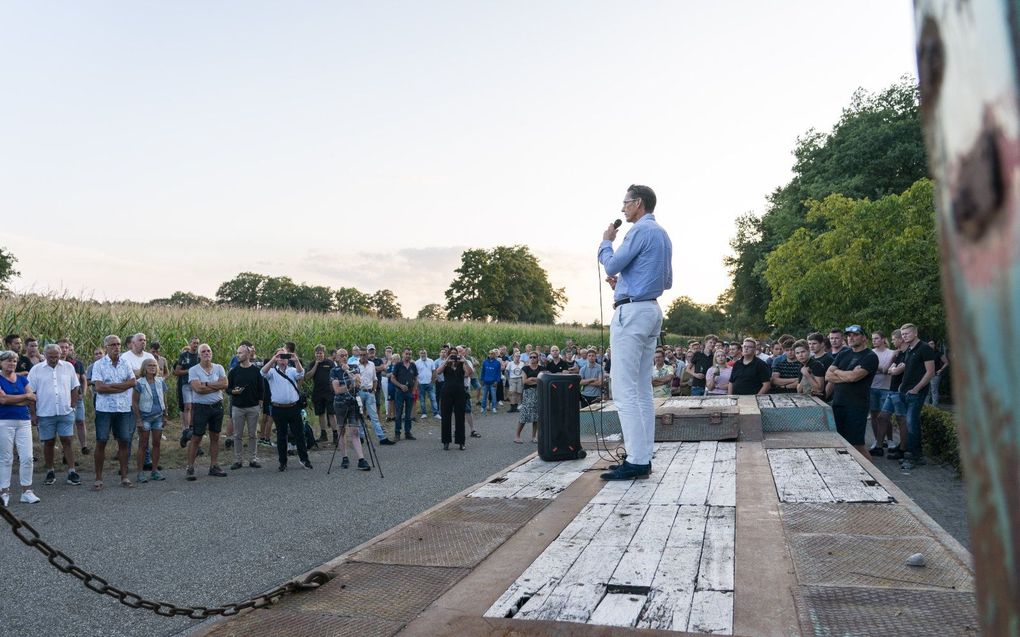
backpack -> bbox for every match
[301,409,318,449]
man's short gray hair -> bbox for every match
[104,335,120,346]
[43,343,62,355]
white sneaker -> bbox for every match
[20,490,41,504]
[1,490,9,507]
[491,408,497,413]
[498,401,503,406]
[434,414,441,419]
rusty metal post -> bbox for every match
[914,2,1020,634]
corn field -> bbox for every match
[0,293,608,363]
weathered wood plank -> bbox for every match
[520,540,627,623]
[468,470,540,499]
[650,443,698,505]
[679,441,719,505]
[514,470,586,499]
[806,447,892,503]
[558,503,617,543]
[483,536,588,618]
[546,453,601,474]
[687,590,734,634]
[610,505,679,588]
[697,506,735,592]
[587,592,647,628]
[706,442,737,507]
[514,456,557,473]
[590,503,647,547]
[767,448,834,503]
[638,586,695,631]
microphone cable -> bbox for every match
[589,245,626,466]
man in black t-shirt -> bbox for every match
[825,325,879,456]
[687,340,711,396]
[306,345,337,443]
[728,339,772,395]
[897,323,936,469]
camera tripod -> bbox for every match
[327,398,384,478]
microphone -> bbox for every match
[613,219,622,229]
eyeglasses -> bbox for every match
[622,199,638,205]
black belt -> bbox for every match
[613,297,654,309]
[272,402,297,408]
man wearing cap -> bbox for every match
[825,325,879,457]
[597,184,673,481]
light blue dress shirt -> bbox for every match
[598,213,673,303]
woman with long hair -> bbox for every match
[516,354,544,443]
[133,358,168,483]
[705,350,731,396]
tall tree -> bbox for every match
[445,246,566,324]
[149,291,214,307]
[416,303,447,321]
[725,77,927,332]
[0,246,19,295]
[372,289,403,319]
[763,179,942,338]
[334,287,373,315]
[662,296,725,337]
[215,272,267,308]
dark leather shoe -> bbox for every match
[404,433,416,440]
[443,443,450,450]
[600,461,651,481]
[379,438,396,445]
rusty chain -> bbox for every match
[0,503,331,619]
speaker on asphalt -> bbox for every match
[537,373,586,461]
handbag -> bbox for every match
[274,367,308,409]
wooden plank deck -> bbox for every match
[767,448,892,503]
[468,452,600,500]
[485,442,737,633]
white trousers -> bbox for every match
[609,301,662,465]
[0,419,34,489]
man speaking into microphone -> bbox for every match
[598,184,673,480]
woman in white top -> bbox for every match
[505,351,525,413]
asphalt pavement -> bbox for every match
[1,409,534,637]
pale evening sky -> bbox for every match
[1,1,918,323]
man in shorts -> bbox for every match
[28,344,81,486]
[305,345,336,443]
[186,344,229,480]
[825,325,879,458]
[174,337,200,434]
[90,335,137,488]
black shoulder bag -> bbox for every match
[274,367,308,409]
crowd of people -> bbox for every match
[0,324,947,505]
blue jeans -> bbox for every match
[359,390,387,442]
[691,386,706,397]
[482,381,498,410]
[903,390,927,456]
[419,383,438,417]
[394,390,414,435]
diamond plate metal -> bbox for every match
[426,495,548,525]
[352,520,514,567]
[760,404,836,432]
[794,585,980,636]
[275,562,469,621]
[789,533,974,591]
[204,609,403,637]
[781,503,929,537]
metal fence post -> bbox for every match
[914,2,1020,633]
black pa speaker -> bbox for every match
[537,373,586,461]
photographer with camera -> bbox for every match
[435,349,471,450]
[330,349,371,471]
[260,348,312,471]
